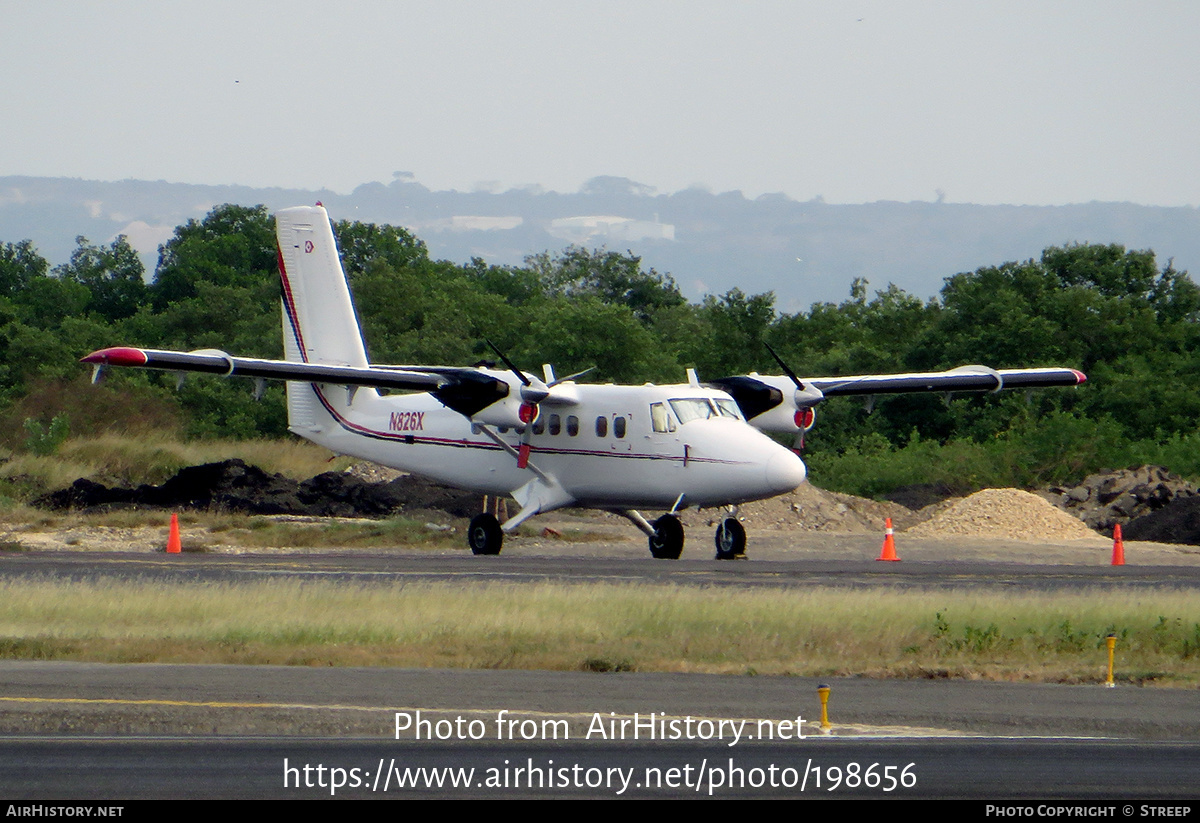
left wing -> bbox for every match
[81,346,581,426]
[82,347,446,392]
[710,365,1086,434]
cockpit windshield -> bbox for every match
[714,398,742,419]
[669,398,742,425]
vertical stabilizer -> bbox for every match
[275,206,369,368]
[275,206,370,436]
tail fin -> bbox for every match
[275,205,370,437]
[275,206,369,368]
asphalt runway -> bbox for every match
[0,662,1198,799]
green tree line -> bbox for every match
[2,204,1197,494]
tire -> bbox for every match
[649,514,684,559]
[714,518,747,560]
[468,513,503,555]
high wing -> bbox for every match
[80,346,584,424]
[710,365,1086,435]
[807,365,1086,396]
[79,345,537,421]
[82,346,446,391]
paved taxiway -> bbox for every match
[3,543,1200,591]
[1,662,1198,798]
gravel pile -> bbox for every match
[906,488,1099,540]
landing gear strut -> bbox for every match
[714,517,747,560]
[649,514,684,560]
[468,513,503,555]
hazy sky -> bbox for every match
[4,1,1197,206]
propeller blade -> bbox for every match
[485,338,549,403]
[764,342,806,390]
[764,342,825,408]
[485,338,530,386]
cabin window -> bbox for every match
[614,416,627,438]
[549,413,561,435]
[532,419,545,435]
[595,416,608,437]
[498,426,510,434]
[650,402,675,433]
[566,415,579,436]
[471,423,483,435]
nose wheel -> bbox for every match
[649,514,684,559]
[715,517,746,560]
[468,513,503,555]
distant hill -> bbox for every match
[3,174,1197,308]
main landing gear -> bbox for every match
[468,513,503,555]
[470,504,747,561]
[649,514,684,560]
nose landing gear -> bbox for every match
[714,517,747,560]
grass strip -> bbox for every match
[0,579,1197,685]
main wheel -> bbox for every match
[649,514,684,559]
[714,518,747,560]
[468,513,503,555]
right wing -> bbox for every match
[710,365,1086,434]
[806,365,1087,397]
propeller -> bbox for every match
[485,339,550,403]
[484,339,551,469]
[764,342,824,451]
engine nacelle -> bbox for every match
[471,396,539,429]
[709,374,822,433]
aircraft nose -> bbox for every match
[765,449,807,493]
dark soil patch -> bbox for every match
[35,459,481,519]
[1124,496,1200,546]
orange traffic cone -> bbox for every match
[876,517,900,561]
[1111,523,1125,566]
[167,513,181,554]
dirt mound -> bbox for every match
[35,459,480,519]
[1047,465,1198,534]
[882,482,958,511]
[907,488,1098,540]
[725,483,917,533]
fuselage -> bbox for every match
[293,376,807,512]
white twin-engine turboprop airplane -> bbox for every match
[82,205,1087,560]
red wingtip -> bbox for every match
[1072,369,1088,384]
[80,347,149,366]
